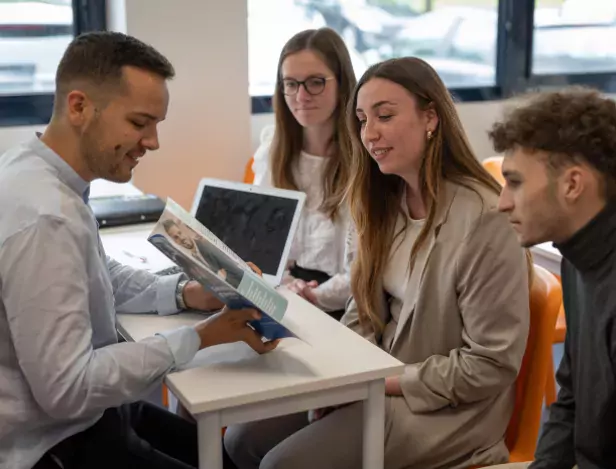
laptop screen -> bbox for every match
[193,185,299,276]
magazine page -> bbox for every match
[165,198,250,270]
[148,203,295,340]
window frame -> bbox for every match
[0,0,107,127]
[251,0,616,113]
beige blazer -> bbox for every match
[342,180,530,469]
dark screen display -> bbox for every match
[194,186,298,275]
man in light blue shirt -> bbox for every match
[0,31,277,469]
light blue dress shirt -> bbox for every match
[0,136,201,469]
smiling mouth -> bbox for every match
[371,148,392,160]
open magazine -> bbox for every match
[148,199,295,340]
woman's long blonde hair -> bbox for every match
[346,57,504,333]
[270,28,356,219]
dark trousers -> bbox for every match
[289,263,344,320]
[33,401,236,469]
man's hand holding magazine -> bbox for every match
[195,307,280,354]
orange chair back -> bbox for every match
[505,264,562,462]
[244,156,255,184]
[482,156,505,186]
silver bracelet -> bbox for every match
[176,279,189,310]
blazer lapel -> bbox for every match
[391,182,459,348]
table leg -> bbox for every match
[363,379,385,469]
[197,411,222,469]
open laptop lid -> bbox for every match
[190,178,305,287]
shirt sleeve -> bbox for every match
[399,210,530,413]
[252,125,275,188]
[106,255,183,316]
[0,215,196,420]
[312,221,356,311]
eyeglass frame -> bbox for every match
[280,76,336,96]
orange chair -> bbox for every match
[545,303,566,406]
[473,264,562,468]
[244,156,255,184]
[504,264,562,462]
[482,156,506,186]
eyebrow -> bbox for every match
[282,73,327,80]
[356,100,398,113]
[132,112,160,121]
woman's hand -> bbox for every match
[288,279,319,304]
[385,376,403,396]
[247,262,262,276]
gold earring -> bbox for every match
[427,130,433,141]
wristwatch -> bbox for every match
[176,279,189,310]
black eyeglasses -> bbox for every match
[281,76,335,96]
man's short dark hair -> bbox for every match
[489,87,616,180]
[55,31,175,106]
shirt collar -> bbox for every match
[29,133,90,203]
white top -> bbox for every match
[252,126,355,312]
[383,198,425,319]
[117,287,405,416]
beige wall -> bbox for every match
[121,0,252,209]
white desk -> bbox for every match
[531,242,561,276]
[118,289,404,469]
[100,223,174,272]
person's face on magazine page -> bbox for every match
[167,225,195,250]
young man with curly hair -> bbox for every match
[487,87,616,469]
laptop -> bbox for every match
[188,178,305,287]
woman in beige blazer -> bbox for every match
[224,57,530,469]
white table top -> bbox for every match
[118,288,405,415]
[101,223,175,272]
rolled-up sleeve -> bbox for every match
[0,216,184,419]
[399,211,530,413]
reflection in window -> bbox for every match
[533,0,616,75]
[247,0,500,96]
[0,0,73,96]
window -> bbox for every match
[0,0,106,126]
[533,0,616,76]
[248,0,500,99]
[249,0,616,113]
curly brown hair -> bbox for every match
[489,87,616,180]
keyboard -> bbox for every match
[156,265,184,276]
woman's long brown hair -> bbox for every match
[346,57,509,333]
[270,28,356,218]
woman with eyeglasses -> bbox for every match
[225,57,531,469]
[251,28,357,318]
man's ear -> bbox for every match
[65,90,93,127]
[560,165,586,204]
